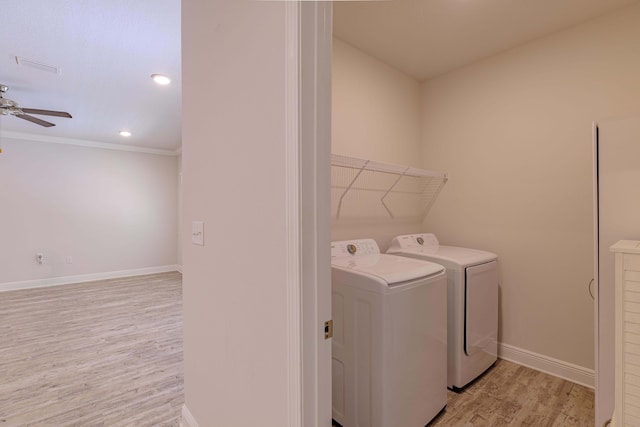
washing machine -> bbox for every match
[387,233,498,390]
[331,238,447,427]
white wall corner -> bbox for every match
[180,404,199,427]
[498,342,595,389]
[0,265,180,292]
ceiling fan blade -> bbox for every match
[21,108,72,118]
[15,114,55,127]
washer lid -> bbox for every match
[331,253,444,284]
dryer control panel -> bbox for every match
[331,239,380,258]
[389,233,440,250]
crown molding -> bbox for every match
[0,130,181,156]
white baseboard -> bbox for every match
[180,404,199,427]
[176,264,183,273]
[498,342,595,389]
[0,265,180,292]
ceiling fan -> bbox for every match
[0,84,72,127]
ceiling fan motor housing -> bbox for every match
[1,98,20,115]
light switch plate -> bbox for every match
[192,221,204,246]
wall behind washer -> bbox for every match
[420,2,640,374]
[332,37,425,249]
[0,137,179,286]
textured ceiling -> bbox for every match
[0,0,181,151]
[334,0,640,81]
[1,1,638,152]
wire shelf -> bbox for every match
[331,154,448,220]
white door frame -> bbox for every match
[285,2,333,426]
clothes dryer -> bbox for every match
[331,239,447,427]
[388,233,498,390]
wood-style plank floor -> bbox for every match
[0,272,183,427]
[428,359,594,426]
[1,272,594,426]
[332,357,594,426]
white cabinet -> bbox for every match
[611,240,640,426]
[594,116,640,426]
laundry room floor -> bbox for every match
[331,357,594,426]
[427,358,594,426]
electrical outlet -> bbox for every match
[66,256,73,264]
[36,253,44,265]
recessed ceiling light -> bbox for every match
[151,73,171,85]
[119,130,132,137]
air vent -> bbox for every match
[15,56,61,75]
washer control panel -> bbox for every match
[331,239,380,258]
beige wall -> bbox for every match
[421,2,640,371]
[332,38,425,248]
[332,38,422,167]
[182,1,291,425]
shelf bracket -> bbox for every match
[380,166,410,219]
[336,160,369,219]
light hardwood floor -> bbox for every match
[332,359,594,427]
[1,272,593,426]
[428,359,594,426]
[0,272,183,426]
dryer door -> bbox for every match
[465,261,498,357]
